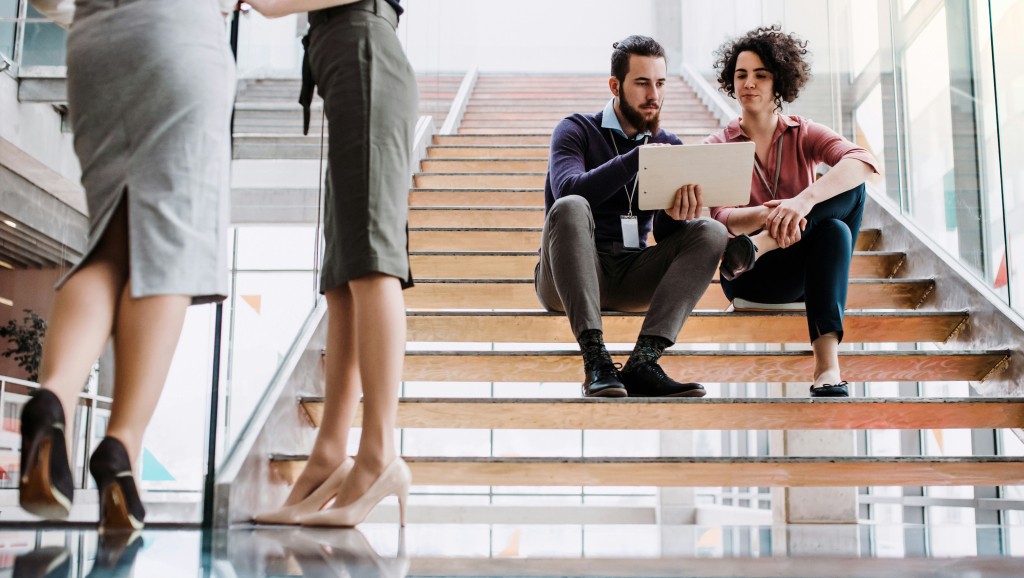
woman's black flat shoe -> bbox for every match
[19,389,74,520]
[720,234,757,281]
[810,381,850,397]
[90,437,145,533]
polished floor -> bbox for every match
[1,524,1022,577]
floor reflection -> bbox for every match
[1,524,1021,578]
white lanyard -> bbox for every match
[753,133,785,199]
[609,130,648,217]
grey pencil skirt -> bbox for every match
[308,0,418,293]
[60,0,235,304]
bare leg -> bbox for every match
[330,273,403,508]
[280,284,362,506]
[102,283,190,466]
[811,332,842,388]
[37,201,130,455]
[750,230,779,261]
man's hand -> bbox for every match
[764,197,811,249]
[665,184,703,221]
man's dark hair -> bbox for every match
[713,24,811,110]
[611,35,666,84]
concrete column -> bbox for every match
[658,429,697,556]
[652,0,682,74]
[770,380,858,525]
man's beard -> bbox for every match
[618,92,661,135]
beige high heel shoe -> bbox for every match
[299,457,411,527]
[253,458,354,525]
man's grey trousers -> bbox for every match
[534,196,728,343]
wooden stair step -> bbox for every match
[468,92,681,99]
[414,173,546,188]
[405,279,932,310]
[460,115,716,124]
[408,557,1024,578]
[403,310,962,343]
[456,127,715,136]
[410,208,542,228]
[463,94,700,102]
[433,135,553,145]
[426,145,549,159]
[268,456,1024,487]
[300,395,1023,430]
[409,251,904,279]
[410,189,544,207]
[420,159,549,173]
[408,228,881,251]
[463,106,711,114]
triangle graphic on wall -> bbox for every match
[141,448,176,482]
[241,295,262,314]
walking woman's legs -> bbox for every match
[280,284,362,506]
[331,272,403,507]
[103,284,189,465]
[37,200,130,453]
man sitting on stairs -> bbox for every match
[535,35,729,398]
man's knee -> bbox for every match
[548,195,593,226]
[690,217,729,254]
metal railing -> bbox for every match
[0,373,112,490]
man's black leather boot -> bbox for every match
[582,356,627,397]
[620,361,705,397]
[578,329,627,398]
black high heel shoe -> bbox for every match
[19,389,74,520]
[90,437,145,532]
[12,546,71,578]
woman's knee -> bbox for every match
[810,218,852,249]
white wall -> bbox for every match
[679,0,837,127]
[0,71,80,181]
[400,0,660,73]
[235,0,682,77]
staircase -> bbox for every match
[220,73,1024,525]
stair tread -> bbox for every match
[266,456,1024,487]
[299,394,1020,404]
[409,251,902,280]
[297,394,1023,430]
[403,309,959,341]
[404,279,931,312]
[406,228,882,252]
[397,348,998,382]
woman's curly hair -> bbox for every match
[713,25,811,110]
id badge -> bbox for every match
[620,215,640,249]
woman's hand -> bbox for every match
[238,0,285,18]
[665,184,703,221]
[764,197,810,249]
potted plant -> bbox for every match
[0,309,47,382]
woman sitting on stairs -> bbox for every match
[655,25,880,398]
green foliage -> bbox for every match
[0,309,47,382]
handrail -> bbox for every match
[410,115,435,184]
[439,67,478,135]
[681,63,738,125]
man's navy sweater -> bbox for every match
[544,110,683,248]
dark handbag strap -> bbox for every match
[299,32,314,136]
